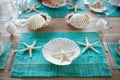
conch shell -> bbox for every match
[65,13,90,29]
[92,0,103,9]
[26,13,51,30]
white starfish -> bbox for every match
[26,5,40,13]
[68,3,81,12]
[52,46,75,63]
[78,37,99,54]
[18,40,42,58]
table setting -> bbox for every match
[0,0,120,80]
[13,0,86,19]
[11,32,111,77]
[105,34,120,70]
[86,0,120,17]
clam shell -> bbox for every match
[26,13,51,30]
[42,38,80,66]
[66,13,90,29]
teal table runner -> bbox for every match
[11,32,111,77]
[0,43,12,69]
[108,43,120,70]
[18,0,86,18]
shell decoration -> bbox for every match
[42,0,66,8]
[26,13,51,30]
[65,13,90,29]
[92,0,103,9]
[42,38,80,66]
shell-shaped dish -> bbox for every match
[42,0,66,8]
[90,6,106,13]
[42,2,66,8]
[0,41,4,56]
[65,13,90,29]
[26,13,51,30]
[90,0,106,13]
[92,0,103,9]
[42,38,80,66]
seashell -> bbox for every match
[42,0,66,8]
[26,13,51,30]
[0,41,4,56]
[42,38,80,66]
[65,13,90,29]
[4,22,16,35]
[92,0,103,9]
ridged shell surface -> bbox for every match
[26,14,46,30]
[42,38,80,66]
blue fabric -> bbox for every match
[108,43,120,70]
[18,0,86,18]
[0,43,12,69]
[11,32,111,77]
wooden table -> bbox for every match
[0,0,120,80]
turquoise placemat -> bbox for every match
[18,0,86,18]
[11,32,111,77]
[0,43,12,69]
[88,0,120,17]
[108,43,120,70]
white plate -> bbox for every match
[42,38,80,66]
[42,2,66,8]
[90,6,106,13]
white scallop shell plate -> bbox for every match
[42,2,66,8]
[90,6,106,13]
[42,38,80,66]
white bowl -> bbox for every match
[42,38,80,66]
